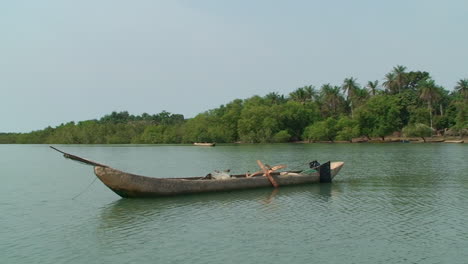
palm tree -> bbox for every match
[264,92,285,104]
[353,87,370,108]
[455,78,468,101]
[320,84,344,117]
[366,80,379,96]
[393,65,407,94]
[342,77,360,117]
[289,85,316,104]
[383,72,397,94]
[303,85,318,102]
[289,88,306,104]
[419,79,441,130]
[342,77,359,99]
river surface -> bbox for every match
[1,144,467,263]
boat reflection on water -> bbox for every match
[97,183,343,231]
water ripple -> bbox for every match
[1,144,468,264]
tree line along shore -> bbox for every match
[1,66,467,144]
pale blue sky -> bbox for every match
[1,0,467,132]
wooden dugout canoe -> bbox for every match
[51,146,344,198]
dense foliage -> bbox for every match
[2,66,467,144]
[403,123,433,142]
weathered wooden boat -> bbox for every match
[193,142,216,146]
[444,140,464,143]
[50,147,344,198]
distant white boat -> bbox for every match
[445,140,464,143]
[193,142,216,146]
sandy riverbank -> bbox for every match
[295,136,467,144]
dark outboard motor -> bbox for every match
[309,160,321,169]
[309,160,332,182]
[318,161,331,183]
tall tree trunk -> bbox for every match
[428,101,433,132]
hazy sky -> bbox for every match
[1,0,467,132]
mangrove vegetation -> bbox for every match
[1,66,467,144]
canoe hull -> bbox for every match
[94,162,344,198]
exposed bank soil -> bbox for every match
[294,136,468,144]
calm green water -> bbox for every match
[1,144,467,263]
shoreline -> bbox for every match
[292,136,467,144]
[1,136,466,145]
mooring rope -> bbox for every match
[71,176,99,200]
[286,161,310,171]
